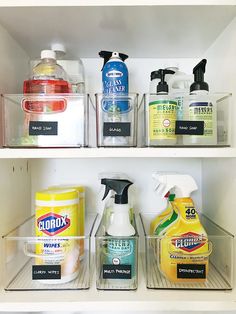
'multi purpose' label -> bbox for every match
[102,264,132,279]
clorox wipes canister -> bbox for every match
[35,189,79,284]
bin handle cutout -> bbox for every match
[21,97,67,114]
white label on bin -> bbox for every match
[29,121,58,136]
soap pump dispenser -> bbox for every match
[183,59,217,146]
[148,69,177,146]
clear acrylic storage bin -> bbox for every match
[143,93,232,147]
[95,215,139,290]
[3,214,97,291]
[140,213,234,290]
[95,93,138,147]
[2,94,88,147]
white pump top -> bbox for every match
[153,173,198,198]
[41,50,56,60]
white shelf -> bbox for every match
[0,257,235,312]
[0,0,235,6]
[0,147,235,159]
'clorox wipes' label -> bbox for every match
[35,189,80,283]
[159,198,211,283]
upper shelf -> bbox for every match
[0,0,236,6]
[0,5,235,58]
[0,147,235,159]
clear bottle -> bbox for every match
[148,69,177,146]
[52,43,85,93]
[24,50,72,94]
[183,59,217,146]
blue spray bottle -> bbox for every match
[99,51,129,146]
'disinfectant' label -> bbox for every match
[177,264,206,279]
[149,100,177,140]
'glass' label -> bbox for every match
[103,122,131,136]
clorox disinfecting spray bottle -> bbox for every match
[99,51,129,146]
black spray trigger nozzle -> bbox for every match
[99,50,129,71]
[101,178,133,204]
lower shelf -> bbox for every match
[0,254,235,312]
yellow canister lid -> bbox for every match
[35,189,78,202]
[49,185,85,194]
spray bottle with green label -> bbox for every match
[101,178,136,285]
[148,69,177,146]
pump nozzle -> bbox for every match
[156,69,175,93]
[101,178,133,204]
[99,50,129,71]
[190,59,209,93]
[153,174,198,198]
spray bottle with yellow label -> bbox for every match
[157,174,212,283]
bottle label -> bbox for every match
[189,102,213,137]
[149,100,177,140]
[103,239,135,279]
[103,61,128,112]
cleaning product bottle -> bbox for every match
[183,59,217,146]
[99,51,129,146]
[166,67,192,119]
[157,174,211,283]
[98,172,134,230]
[148,69,177,146]
[24,50,72,95]
[101,178,136,284]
